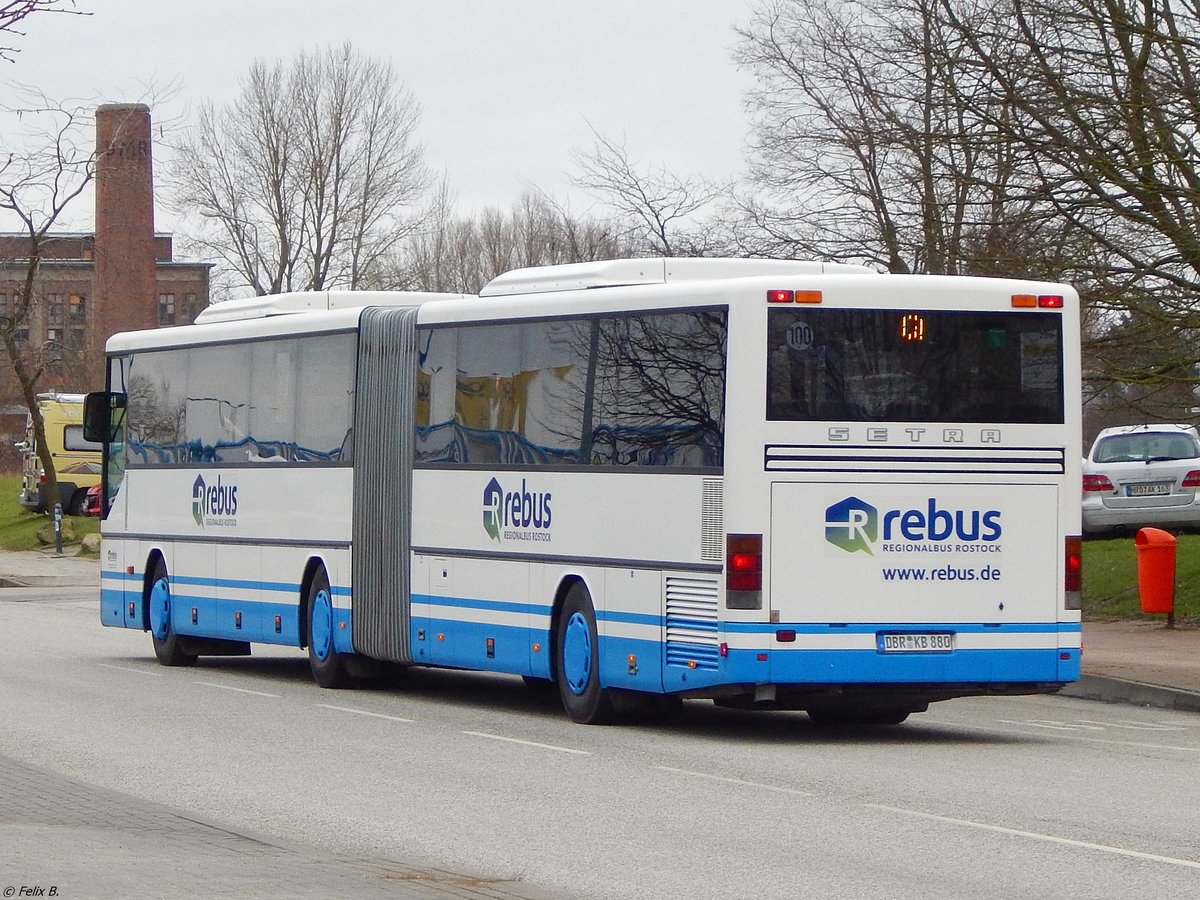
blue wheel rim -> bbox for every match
[562,610,592,695]
[311,589,333,661]
[149,577,170,641]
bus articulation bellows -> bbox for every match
[86,258,1083,725]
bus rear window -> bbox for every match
[767,309,1063,424]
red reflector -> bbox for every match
[1065,536,1082,593]
[756,653,768,662]
[1037,294,1064,308]
[775,629,796,643]
[1060,652,1072,660]
[1082,474,1113,492]
[1183,470,1200,489]
[719,642,728,657]
[767,289,793,303]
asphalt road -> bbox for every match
[3,587,1199,899]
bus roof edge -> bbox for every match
[479,257,877,297]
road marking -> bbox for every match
[865,803,1200,869]
[193,680,280,698]
[932,718,1200,754]
[462,731,590,755]
[999,719,1104,732]
[316,703,413,723]
[97,663,163,677]
[655,766,813,796]
[1077,719,1187,732]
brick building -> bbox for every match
[0,103,212,467]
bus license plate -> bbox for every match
[880,633,954,653]
[1127,482,1171,497]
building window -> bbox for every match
[158,293,176,326]
[69,294,86,321]
[66,328,85,350]
[47,294,63,326]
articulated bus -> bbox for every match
[86,258,1082,725]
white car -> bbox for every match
[1082,424,1200,536]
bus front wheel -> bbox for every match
[148,559,197,667]
[555,583,615,725]
[306,569,350,689]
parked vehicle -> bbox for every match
[15,392,103,515]
[82,483,101,517]
[1082,424,1200,535]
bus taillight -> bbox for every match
[727,533,762,592]
[1065,536,1082,607]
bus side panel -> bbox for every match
[411,554,533,676]
[597,567,664,693]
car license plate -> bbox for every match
[1126,482,1171,497]
[879,633,954,653]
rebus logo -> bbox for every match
[825,496,1002,555]
[192,474,239,528]
[482,476,552,543]
[825,496,878,555]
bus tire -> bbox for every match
[306,568,350,689]
[148,559,197,667]
[555,582,615,725]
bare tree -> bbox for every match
[571,128,726,257]
[0,0,87,62]
[930,0,1200,412]
[396,189,636,294]
[735,0,1077,277]
[0,91,96,510]
[170,43,429,295]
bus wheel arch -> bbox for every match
[302,558,350,689]
[552,577,616,724]
[144,552,196,667]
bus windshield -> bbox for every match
[766,308,1064,424]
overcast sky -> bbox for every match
[5,0,760,233]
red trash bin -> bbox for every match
[1134,527,1176,615]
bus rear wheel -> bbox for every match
[555,583,615,725]
[148,559,197,667]
[306,568,350,689]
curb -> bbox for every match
[1061,674,1200,714]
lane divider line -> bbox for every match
[655,765,813,796]
[193,680,280,698]
[316,703,414,723]
[97,663,163,677]
[864,803,1200,870]
[462,731,590,755]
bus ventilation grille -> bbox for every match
[665,576,720,670]
[700,478,724,562]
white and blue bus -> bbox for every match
[86,258,1082,725]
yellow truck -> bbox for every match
[16,392,102,514]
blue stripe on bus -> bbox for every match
[722,621,1081,635]
[412,594,553,616]
[102,569,350,597]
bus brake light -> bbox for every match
[727,534,762,592]
[767,289,793,303]
[1038,295,1064,308]
[1065,536,1082,597]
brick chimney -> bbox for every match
[92,103,157,385]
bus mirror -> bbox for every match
[83,391,125,443]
